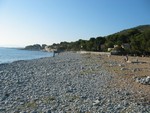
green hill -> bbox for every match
[131,25,150,32]
[49,25,150,55]
[116,25,150,35]
[105,25,150,55]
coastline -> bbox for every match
[0,47,53,64]
[0,52,149,112]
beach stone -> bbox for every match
[0,108,6,112]
[19,102,25,105]
[93,99,100,106]
[118,64,125,67]
[120,68,127,71]
[132,69,136,72]
[81,66,84,70]
[1,93,10,101]
[135,76,150,85]
[132,68,141,72]
[109,64,113,67]
[0,71,4,74]
[31,111,38,113]
[46,110,51,113]
[115,104,122,110]
[145,76,150,84]
[0,52,150,112]
[81,95,87,100]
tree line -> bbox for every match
[50,25,150,55]
[25,25,150,56]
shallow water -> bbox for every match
[0,47,53,64]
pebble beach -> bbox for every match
[0,52,150,113]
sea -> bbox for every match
[0,47,53,64]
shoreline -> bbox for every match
[0,52,149,112]
[0,47,53,65]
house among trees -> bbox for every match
[107,44,126,55]
[107,48,113,52]
[45,46,57,52]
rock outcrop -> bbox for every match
[24,44,42,51]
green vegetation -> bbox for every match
[105,25,150,55]
[51,37,106,52]
[50,25,150,55]
[25,25,150,55]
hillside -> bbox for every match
[105,25,150,55]
[115,25,150,35]
[25,25,150,55]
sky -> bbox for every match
[0,0,150,47]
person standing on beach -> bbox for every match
[53,51,55,57]
[124,55,128,62]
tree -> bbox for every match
[95,37,106,51]
[105,41,114,48]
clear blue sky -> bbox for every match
[0,0,150,47]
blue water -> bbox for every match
[0,47,53,64]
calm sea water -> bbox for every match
[0,47,53,64]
